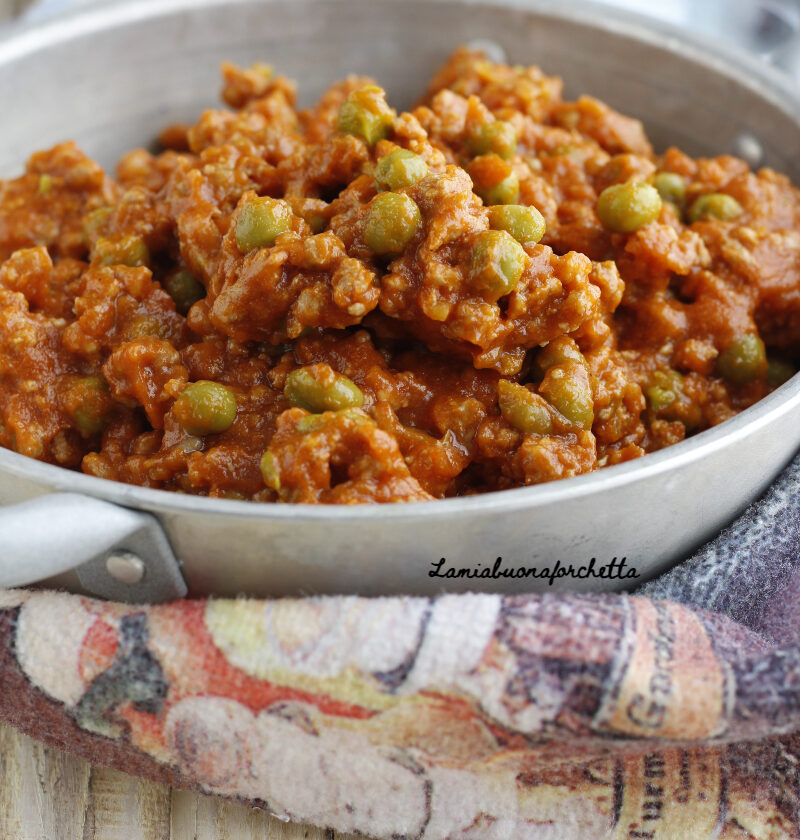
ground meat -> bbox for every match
[262,407,433,503]
[211,205,379,341]
[0,48,798,504]
[0,142,117,262]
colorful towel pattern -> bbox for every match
[1,580,800,837]
[5,451,800,838]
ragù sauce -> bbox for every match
[1,49,797,504]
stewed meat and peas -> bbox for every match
[1,49,798,504]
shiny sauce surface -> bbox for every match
[1,49,797,504]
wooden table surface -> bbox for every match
[0,722,358,840]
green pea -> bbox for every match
[468,154,520,205]
[284,367,364,413]
[483,173,520,205]
[644,371,681,413]
[466,121,518,159]
[260,450,281,491]
[364,192,421,256]
[487,204,546,245]
[596,181,662,233]
[93,234,149,267]
[716,334,767,386]
[644,385,676,413]
[83,206,112,243]
[66,376,111,437]
[126,315,171,340]
[688,193,743,223]
[469,230,527,300]
[767,358,796,388]
[174,381,237,436]
[539,361,594,429]
[306,214,327,234]
[296,413,326,434]
[163,268,205,314]
[536,337,586,375]
[644,370,702,429]
[374,148,429,191]
[337,86,394,147]
[497,380,552,435]
[38,174,52,195]
[653,172,686,206]
[235,196,293,252]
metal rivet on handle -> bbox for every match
[105,551,146,585]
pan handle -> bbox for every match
[0,493,187,603]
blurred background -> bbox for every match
[1,0,799,80]
[594,0,800,78]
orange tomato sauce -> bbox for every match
[1,48,797,503]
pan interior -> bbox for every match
[0,0,796,179]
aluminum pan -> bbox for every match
[0,0,799,595]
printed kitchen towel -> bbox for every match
[2,450,800,838]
